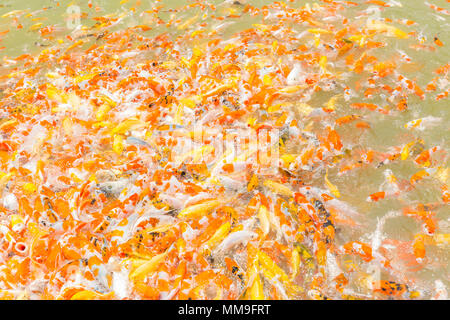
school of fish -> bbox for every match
[0,0,448,300]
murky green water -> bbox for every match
[0,0,448,297]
